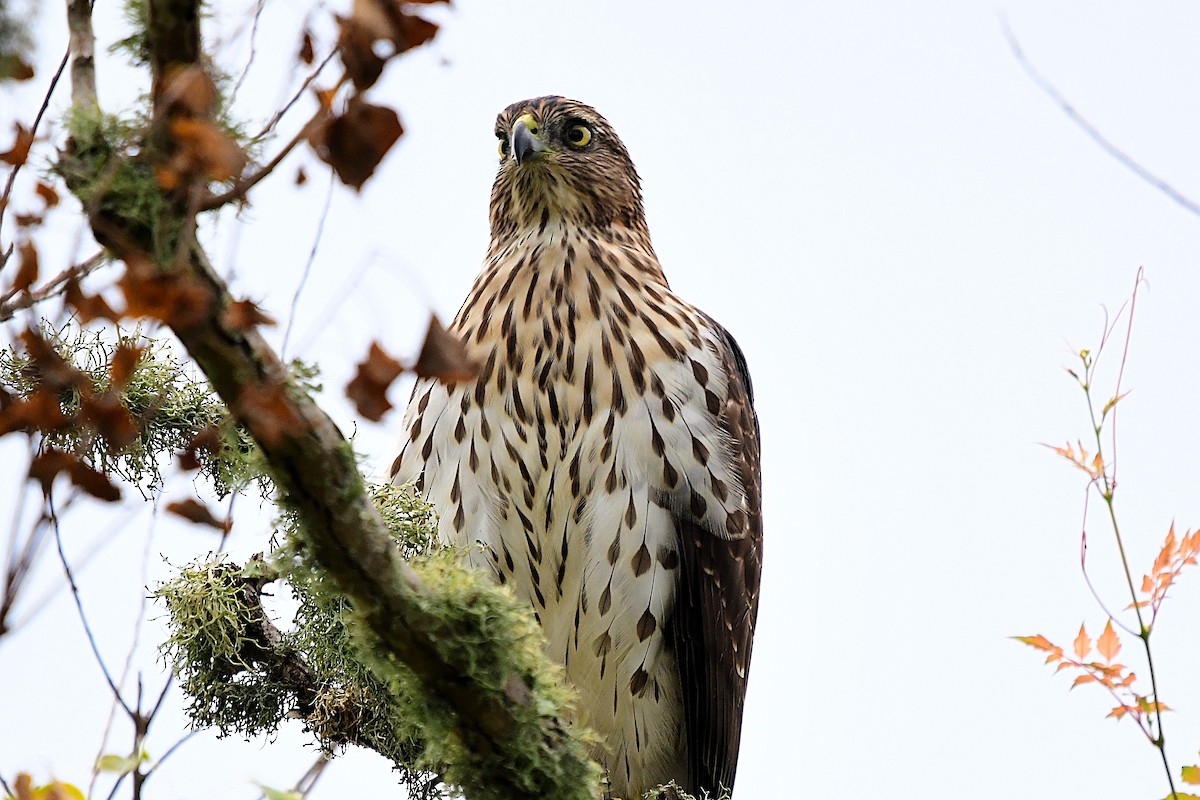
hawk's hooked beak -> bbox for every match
[511,113,548,165]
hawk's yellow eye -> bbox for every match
[566,124,592,148]
[497,136,508,157]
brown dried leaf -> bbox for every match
[12,240,38,293]
[167,497,228,530]
[312,98,403,190]
[169,117,249,183]
[179,425,221,471]
[29,449,78,494]
[295,166,308,186]
[0,388,72,436]
[337,16,386,92]
[35,181,60,208]
[390,10,439,53]
[69,459,122,501]
[238,381,306,446]
[222,299,277,330]
[81,392,138,452]
[64,277,121,323]
[413,315,478,383]
[119,271,212,329]
[0,123,33,166]
[109,344,144,389]
[20,329,88,392]
[0,56,35,81]
[346,341,404,421]
[163,65,217,115]
[299,29,316,64]
[28,450,120,501]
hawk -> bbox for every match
[390,96,762,799]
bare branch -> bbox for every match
[0,45,70,265]
[1002,18,1200,219]
[0,250,108,322]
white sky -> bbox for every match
[4,1,1200,799]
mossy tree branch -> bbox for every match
[60,1,597,798]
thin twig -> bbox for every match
[254,48,339,141]
[0,45,71,264]
[48,494,135,719]
[1002,18,1200,220]
[199,117,321,211]
[0,250,109,322]
[282,170,334,358]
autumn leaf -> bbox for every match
[167,498,228,531]
[167,117,249,183]
[299,29,315,64]
[64,278,121,324]
[0,55,35,81]
[29,450,121,501]
[119,270,212,329]
[81,392,138,452]
[238,381,306,446]
[1072,623,1090,660]
[0,123,34,166]
[12,240,39,293]
[310,97,403,190]
[0,389,71,437]
[413,315,479,384]
[178,426,221,471]
[68,460,122,502]
[108,344,144,390]
[161,65,217,115]
[222,299,277,330]
[1096,619,1121,662]
[337,15,386,91]
[28,449,78,495]
[35,181,60,208]
[1182,765,1200,785]
[346,341,404,421]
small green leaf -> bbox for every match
[96,754,139,774]
[255,784,303,800]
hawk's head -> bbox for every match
[489,96,647,237]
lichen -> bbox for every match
[0,322,268,496]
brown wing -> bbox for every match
[673,324,762,797]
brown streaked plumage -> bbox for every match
[390,96,762,799]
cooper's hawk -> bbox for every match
[390,96,762,799]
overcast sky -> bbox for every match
[4,2,1200,799]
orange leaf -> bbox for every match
[1097,619,1121,662]
[109,344,144,390]
[1013,634,1060,654]
[221,299,276,330]
[1070,674,1097,689]
[1073,623,1091,661]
